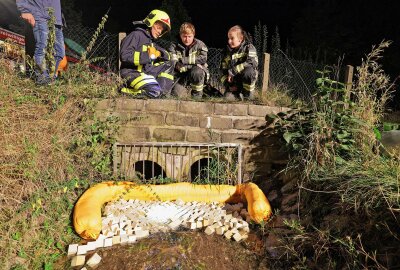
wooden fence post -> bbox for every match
[344,65,354,109]
[118,32,126,74]
[261,53,270,95]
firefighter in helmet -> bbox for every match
[120,10,174,98]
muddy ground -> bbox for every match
[59,230,268,270]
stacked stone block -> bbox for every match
[68,199,253,268]
[95,99,288,181]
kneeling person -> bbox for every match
[119,9,174,98]
[169,22,209,99]
[221,25,258,101]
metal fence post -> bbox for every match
[262,53,270,95]
[112,143,118,178]
[344,65,354,109]
[118,32,126,74]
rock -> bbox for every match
[70,255,85,267]
[281,203,299,214]
[265,233,282,258]
[281,193,298,207]
[86,253,102,268]
[280,181,297,194]
[267,190,278,201]
[280,169,298,184]
[270,215,286,228]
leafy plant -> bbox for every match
[80,13,109,62]
[267,68,366,178]
[69,114,119,176]
[44,8,56,76]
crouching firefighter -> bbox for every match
[168,22,209,99]
[221,25,258,101]
[119,9,174,98]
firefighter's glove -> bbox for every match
[148,47,161,60]
[175,62,183,71]
[175,62,185,73]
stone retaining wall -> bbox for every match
[95,98,289,182]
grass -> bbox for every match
[257,82,303,108]
[191,148,239,185]
[0,55,119,269]
[305,41,399,217]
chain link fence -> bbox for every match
[63,25,119,72]
[267,54,327,101]
[158,38,342,101]
[65,26,345,102]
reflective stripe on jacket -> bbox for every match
[169,38,209,76]
[120,26,170,74]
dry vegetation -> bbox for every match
[0,58,119,269]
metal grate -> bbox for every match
[113,142,242,185]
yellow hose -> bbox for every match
[73,182,272,240]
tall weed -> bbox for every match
[267,40,399,268]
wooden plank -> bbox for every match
[118,32,126,73]
[261,53,271,95]
[344,65,354,109]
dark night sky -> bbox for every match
[76,0,306,49]
[1,0,400,82]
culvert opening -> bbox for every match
[190,157,238,185]
[133,160,166,182]
[190,158,212,183]
[114,142,242,184]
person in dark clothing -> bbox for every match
[16,0,65,84]
[119,9,174,98]
[168,22,209,99]
[220,25,258,101]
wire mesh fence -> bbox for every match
[269,53,346,101]
[268,54,327,101]
[157,38,341,101]
[63,25,119,72]
[64,26,347,102]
